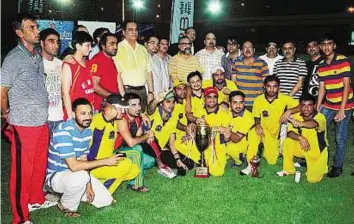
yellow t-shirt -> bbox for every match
[114,39,152,86]
[288,112,328,157]
[173,100,188,139]
[149,106,179,149]
[228,109,254,141]
[252,93,298,138]
[89,113,117,160]
[169,53,204,83]
[191,92,205,115]
[202,79,238,104]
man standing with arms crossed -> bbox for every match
[114,20,154,112]
[316,33,354,178]
[1,13,56,224]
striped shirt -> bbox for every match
[273,57,307,99]
[169,53,204,83]
[47,119,93,176]
[318,54,354,110]
[234,57,269,106]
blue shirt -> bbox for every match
[47,119,93,176]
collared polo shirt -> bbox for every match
[273,57,307,99]
[114,39,152,87]
[1,43,49,126]
[318,54,354,110]
[169,53,204,83]
[202,79,238,104]
[234,57,269,107]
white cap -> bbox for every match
[211,66,225,74]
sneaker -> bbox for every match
[45,193,60,203]
[157,166,176,179]
[276,170,289,177]
[294,162,301,168]
[22,221,33,224]
[240,165,251,176]
[28,200,57,212]
[327,167,343,178]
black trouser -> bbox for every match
[124,85,147,113]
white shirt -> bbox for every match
[151,53,171,94]
[259,54,283,75]
[89,45,100,60]
[43,57,64,121]
[195,48,224,80]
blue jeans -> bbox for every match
[320,107,352,168]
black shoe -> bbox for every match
[327,167,343,178]
[351,172,354,176]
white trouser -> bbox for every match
[50,170,113,211]
[279,123,288,154]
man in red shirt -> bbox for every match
[88,33,123,111]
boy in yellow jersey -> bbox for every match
[202,66,238,106]
[178,87,230,176]
[242,76,299,175]
[277,94,328,183]
[147,90,192,174]
[222,91,254,166]
[88,94,139,195]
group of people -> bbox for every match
[1,12,353,224]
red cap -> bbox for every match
[204,87,219,97]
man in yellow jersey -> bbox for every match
[277,94,328,183]
[185,71,205,121]
[222,91,254,166]
[88,94,139,195]
[147,90,192,174]
[241,76,299,175]
[178,87,230,176]
[202,66,238,106]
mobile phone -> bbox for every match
[115,153,126,158]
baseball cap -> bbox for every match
[106,94,130,108]
[173,79,187,88]
[164,90,175,100]
[204,87,219,97]
[211,66,225,75]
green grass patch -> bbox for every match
[1,122,354,224]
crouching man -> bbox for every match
[46,98,121,217]
[277,94,328,183]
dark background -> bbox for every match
[2,0,354,58]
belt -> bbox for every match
[124,85,145,90]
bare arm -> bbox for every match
[1,87,9,119]
[289,77,305,98]
[316,81,325,111]
[117,72,125,96]
[64,155,120,172]
[62,63,73,119]
[146,71,154,101]
[185,86,192,113]
[229,131,245,144]
[92,76,112,97]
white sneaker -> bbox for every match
[157,166,177,179]
[240,165,251,176]
[276,170,289,177]
[28,200,57,212]
[294,162,301,168]
[22,221,33,224]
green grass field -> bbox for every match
[1,121,354,224]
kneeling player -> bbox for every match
[277,95,328,183]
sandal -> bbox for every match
[127,184,150,192]
[57,202,81,218]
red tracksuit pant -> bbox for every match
[9,124,49,224]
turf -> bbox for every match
[1,121,354,224]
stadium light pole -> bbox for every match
[208,0,221,31]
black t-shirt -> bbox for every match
[303,56,323,98]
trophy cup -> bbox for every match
[194,123,211,178]
[250,156,261,177]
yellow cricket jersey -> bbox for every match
[228,109,254,143]
[149,106,179,149]
[173,100,188,139]
[194,106,230,145]
[89,113,117,160]
[191,92,204,115]
[288,112,328,156]
[252,93,298,138]
[202,80,238,104]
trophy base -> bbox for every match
[194,166,209,178]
